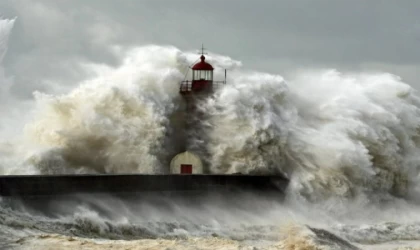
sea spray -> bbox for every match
[22,46,187,174]
[201,72,293,175]
[199,68,420,202]
[0,18,36,174]
[0,18,420,204]
[0,18,19,126]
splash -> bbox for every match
[1,18,420,204]
[0,195,360,250]
[21,46,186,174]
[202,69,420,202]
[0,18,34,175]
[0,18,17,113]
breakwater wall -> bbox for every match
[0,174,288,197]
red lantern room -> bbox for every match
[190,55,213,92]
[180,45,225,94]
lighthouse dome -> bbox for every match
[192,55,214,70]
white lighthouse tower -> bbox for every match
[169,46,226,174]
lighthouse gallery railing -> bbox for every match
[179,80,226,93]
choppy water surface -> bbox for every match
[1,18,420,249]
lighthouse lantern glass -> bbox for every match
[193,70,213,81]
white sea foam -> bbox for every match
[2,17,420,249]
[0,17,420,203]
[202,69,420,203]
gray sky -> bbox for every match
[1,0,420,98]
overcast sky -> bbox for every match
[1,0,420,98]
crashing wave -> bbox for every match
[0,18,420,203]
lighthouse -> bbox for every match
[179,45,227,96]
[170,46,226,174]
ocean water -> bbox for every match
[1,18,420,249]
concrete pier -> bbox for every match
[0,174,288,197]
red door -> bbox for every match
[180,164,193,174]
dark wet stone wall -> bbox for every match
[0,174,288,197]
